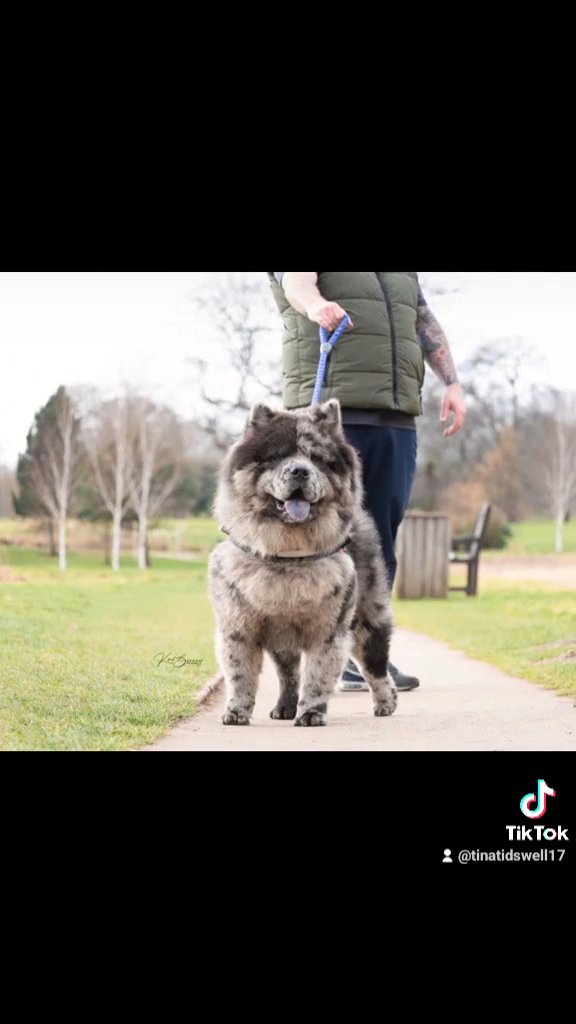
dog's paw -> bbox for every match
[295,710,327,728]
[373,688,398,717]
[270,702,298,721]
[222,709,251,726]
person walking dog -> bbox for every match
[267,271,466,691]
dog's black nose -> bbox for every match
[290,466,310,480]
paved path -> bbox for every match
[146,628,576,751]
[481,554,576,589]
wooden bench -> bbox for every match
[449,504,492,597]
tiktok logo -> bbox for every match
[520,779,556,820]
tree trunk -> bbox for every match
[58,516,67,572]
[111,510,122,571]
[555,510,565,554]
[137,515,148,570]
[102,526,110,566]
[47,518,58,557]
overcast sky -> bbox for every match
[1,271,574,466]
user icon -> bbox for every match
[443,850,453,864]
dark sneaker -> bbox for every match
[338,660,370,692]
[389,663,420,692]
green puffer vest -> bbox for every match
[269,272,424,415]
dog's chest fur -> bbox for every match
[210,543,356,649]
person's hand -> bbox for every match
[441,383,466,437]
[307,298,352,332]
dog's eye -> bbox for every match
[304,453,327,469]
[326,453,354,476]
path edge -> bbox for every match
[196,673,224,707]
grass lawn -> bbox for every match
[0,547,218,751]
[395,581,576,697]
[485,518,576,556]
[148,517,223,554]
[2,516,576,749]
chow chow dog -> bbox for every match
[209,400,397,727]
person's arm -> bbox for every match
[283,272,352,332]
[416,286,466,438]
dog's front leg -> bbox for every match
[295,635,349,728]
[269,649,301,720]
[217,630,263,726]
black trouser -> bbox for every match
[343,426,418,587]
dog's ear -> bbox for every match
[249,403,276,429]
[311,399,342,430]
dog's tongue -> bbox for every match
[285,499,311,522]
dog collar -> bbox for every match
[220,527,352,563]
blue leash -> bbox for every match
[312,314,352,405]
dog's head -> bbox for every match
[215,400,363,555]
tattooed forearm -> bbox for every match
[416,289,459,386]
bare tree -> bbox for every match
[461,338,538,439]
[413,336,540,514]
[85,394,134,572]
[419,272,462,298]
[189,272,281,447]
[129,399,184,570]
[26,387,83,571]
[0,464,16,518]
[534,390,576,552]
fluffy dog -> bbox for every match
[209,400,397,727]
